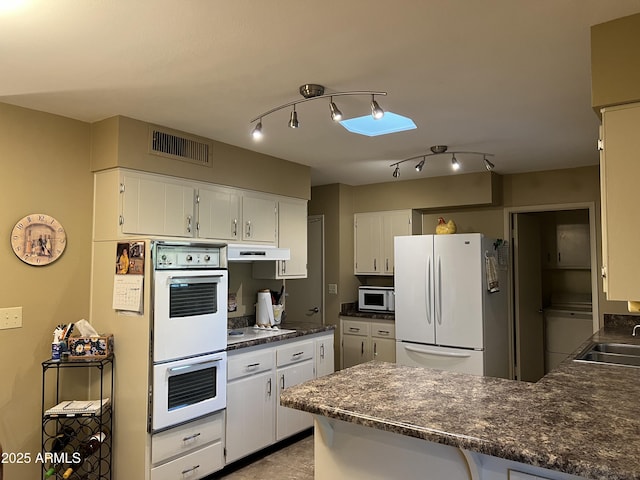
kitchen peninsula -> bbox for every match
[281,317,640,480]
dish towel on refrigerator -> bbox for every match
[485,254,500,293]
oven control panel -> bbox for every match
[154,244,226,269]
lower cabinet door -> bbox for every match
[342,334,370,369]
[276,359,314,440]
[226,370,276,464]
[150,440,223,480]
[372,337,396,363]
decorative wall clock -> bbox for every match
[10,213,67,266]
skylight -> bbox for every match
[339,112,417,137]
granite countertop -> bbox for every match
[280,323,640,480]
[226,322,335,351]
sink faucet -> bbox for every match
[633,325,640,336]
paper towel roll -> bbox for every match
[257,290,275,326]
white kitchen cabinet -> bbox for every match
[599,102,640,300]
[354,210,420,275]
[315,333,335,378]
[94,169,196,240]
[151,411,225,480]
[225,349,276,464]
[276,340,315,440]
[242,193,277,244]
[225,331,335,465]
[340,318,396,369]
[197,185,241,241]
[253,197,308,279]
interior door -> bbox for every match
[282,216,324,324]
[513,213,544,382]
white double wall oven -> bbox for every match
[151,242,228,432]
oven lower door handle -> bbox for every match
[168,357,224,375]
[167,275,223,285]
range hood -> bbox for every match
[227,244,291,262]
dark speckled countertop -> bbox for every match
[280,319,640,480]
[226,322,335,351]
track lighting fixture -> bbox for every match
[250,84,387,139]
[251,120,263,140]
[451,154,460,171]
[370,95,384,119]
[483,155,495,171]
[389,145,495,179]
[288,105,299,128]
[329,97,343,121]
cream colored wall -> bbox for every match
[0,102,92,480]
[91,116,311,200]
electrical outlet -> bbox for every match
[328,284,338,295]
[0,306,22,330]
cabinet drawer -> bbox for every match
[371,322,395,339]
[151,440,224,480]
[151,411,224,465]
[342,320,370,336]
[228,348,275,381]
[276,340,314,367]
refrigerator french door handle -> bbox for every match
[436,256,443,326]
[404,345,471,358]
[426,256,432,325]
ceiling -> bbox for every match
[2,1,639,187]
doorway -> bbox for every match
[284,215,325,325]
[505,203,599,381]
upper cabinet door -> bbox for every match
[601,102,640,300]
[354,213,383,274]
[242,194,277,244]
[122,172,195,237]
[197,186,241,241]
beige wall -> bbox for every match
[0,103,93,480]
[91,116,311,200]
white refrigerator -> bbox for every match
[394,234,509,378]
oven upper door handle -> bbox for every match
[167,275,223,285]
[168,357,224,375]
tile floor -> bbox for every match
[208,431,313,480]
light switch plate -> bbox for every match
[0,306,22,329]
[328,284,338,295]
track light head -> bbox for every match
[251,120,263,140]
[484,156,495,171]
[451,154,460,171]
[371,95,384,119]
[392,165,400,178]
[415,158,425,172]
[288,106,299,128]
[329,98,343,121]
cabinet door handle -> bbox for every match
[186,215,192,233]
[377,330,390,336]
[349,327,360,333]
[282,260,286,275]
[361,341,364,355]
[558,252,561,263]
[246,220,251,237]
[280,374,285,389]
[232,219,238,237]
[386,258,389,271]
[374,258,377,271]
[246,362,260,370]
[267,377,272,396]
[320,344,325,359]
[181,465,200,475]
[182,432,201,442]
[374,342,377,356]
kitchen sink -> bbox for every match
[574,342,640,368]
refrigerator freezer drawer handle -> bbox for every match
[403,345,471,358]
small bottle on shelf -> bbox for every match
[50,425,75,453]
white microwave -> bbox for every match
[358,286,395,312]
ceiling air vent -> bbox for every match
[149,127,213,167]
